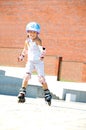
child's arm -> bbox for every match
[37,39,46,59]
[18,40,28,62]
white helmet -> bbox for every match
[26,22,40,33]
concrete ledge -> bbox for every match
[56,82,86,103]
[0,76,22,96]
[0,66,86,103]
[63,84,86,103]
[64,89,86,103]
[0,75,58,99]
[0,75,42,98]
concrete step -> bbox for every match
[0,75,59,99]
[0,66,86,103]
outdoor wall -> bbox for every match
[0,0,86,82]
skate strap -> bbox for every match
[20,91,26,95]
[44,90,51,96]
[44,89,50,94]
[20,88,26,94]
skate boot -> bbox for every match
[18,87,26,103]
[44,89,52,106]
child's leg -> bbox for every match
[22,61,34,88]
[18,73,31,103]
[38,75,48,90]
[35,61,52,104]
[22,73,31,88]
[38,76,52,104]
[18,61,34,103]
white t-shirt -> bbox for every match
[27,39,41,61]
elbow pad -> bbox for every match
[38,45,46,58]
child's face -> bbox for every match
[27,31,38,40]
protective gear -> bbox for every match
[24,73,31,81]
[38,46,46,59]
[19,87,26,95]
[38,76,46,84]
[26,22,40,33]
[18,87,26,103]
[44,89,52,102]
[40,48,46,58]
[18,54,24,62]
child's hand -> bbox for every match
[18,54,24,62]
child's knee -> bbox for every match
[38,76,46,84]
[24,73,31,81]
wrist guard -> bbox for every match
[18,54,25,61]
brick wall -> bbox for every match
[82,63,86,82]
[0,0,86,82]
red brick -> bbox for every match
[82,63,86,82]
[0,0,86,82]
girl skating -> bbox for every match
[18,22,52,105]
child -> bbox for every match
[18,22,52,105]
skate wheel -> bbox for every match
[45,100,51,106]
[48,101,51,106]
[18,98,25,103]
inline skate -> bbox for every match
[18,87,26,103]
[44,89,52,106]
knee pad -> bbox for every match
[24,73,31,81]
[38,76,46,84]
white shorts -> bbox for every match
[25,60,45,76]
